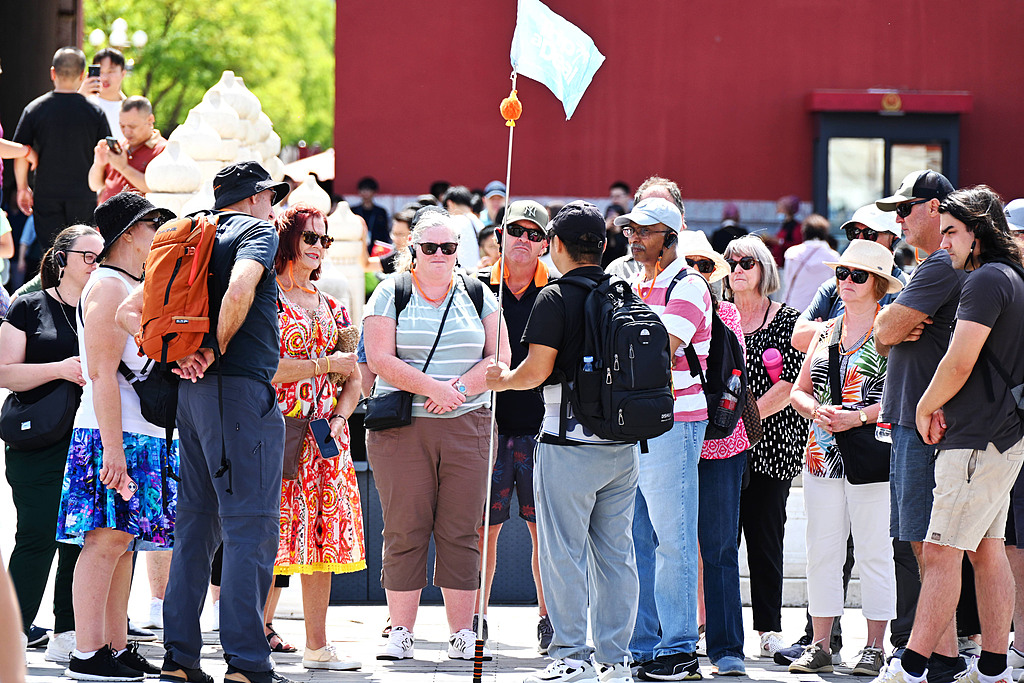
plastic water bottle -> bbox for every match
[582,356,594,373]
[713,369,743,430]
[875,421,892,443]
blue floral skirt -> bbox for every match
[56,428,178,550]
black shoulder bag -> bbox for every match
[827,320,891,485]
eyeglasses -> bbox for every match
[500,224,546,243]
[301,231,334,248]
[418,242,459,256]
[728,256,757,271]
[844,226,879,241]
[685,258,716,274]
[835,266,871,284]
[622,226,669,239]
[65,249,99,264]
[895,199,929,218]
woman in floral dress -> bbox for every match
[268,203,364,671]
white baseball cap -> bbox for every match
[840,204,902,239]
[1005,199,1024,232]
[613,197,682,232]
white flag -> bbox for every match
[510,0,605,120]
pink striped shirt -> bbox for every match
[631,258,712,422]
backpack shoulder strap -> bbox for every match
[393,272,413,317]
[826,316,844,407]
[460,272,485,317]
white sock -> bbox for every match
[73,649,97,660]
[115,648,127,656]
[564,657,586,668]
[977,669,1012,683]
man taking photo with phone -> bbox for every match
[88,96,166,204]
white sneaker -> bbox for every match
[377,625,414,660]
[595,661,633,682]
[870,657,926,683]
[953,659,1012,683]
[1007,646,1024,670]
[302,644,360,670]
[44,630,76,663]
[210,600,219,632]
[448,628,492,661]
[525,659,599,682]
[142,597,163,629]
[760,631,785,657]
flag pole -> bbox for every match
[474,68,519,683]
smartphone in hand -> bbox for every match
[105,136,122,155]
[308,418,340,458]
[118,475,138,501]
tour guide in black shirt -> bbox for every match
[486,201,639,682]
[160,161,292,683]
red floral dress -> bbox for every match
[273,290,366,575]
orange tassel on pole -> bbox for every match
[500,89,522,127]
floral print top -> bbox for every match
[803,315,887,479]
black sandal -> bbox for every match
[265,623,297,653]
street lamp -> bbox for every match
[86,18,148,70]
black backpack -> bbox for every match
[553,273,675,448]
[665,269,748,441]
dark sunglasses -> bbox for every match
[499,225,546,243]
[895,199,929,218]
[685,258,716,274]
[418,242,459,256]
[844,226,879,241]
[301,231,335,248]
[728,256,756,271]
[835,266,871,284]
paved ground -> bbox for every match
[23,601,880,682]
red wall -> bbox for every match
[336,1,1024,201]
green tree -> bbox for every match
[84,0,335,148]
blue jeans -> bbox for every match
[890,424,937,542]
[698,451,746,663]
[630,419,705,661]
[534,440,639,665]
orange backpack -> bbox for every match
[135,212,227,364]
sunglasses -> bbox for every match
[418,242,459,256]
[685,257,716,274]
[835,266,871,284]
[301,231,335,248]
[500,224,546,243]
[845,226,879,241]
[66,249,99,264]
[895,199,929,218]
[622,226,669,239]
[728,256,757,271]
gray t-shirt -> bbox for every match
[939,262,1024,452]
[880,249,965,428]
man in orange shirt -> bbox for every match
[88,96,165,204]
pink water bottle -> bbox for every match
[763,348,783,384]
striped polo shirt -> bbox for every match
[364,273,499,418]
[631,257,712,421]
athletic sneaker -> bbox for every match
[869,657,927,683]
[302,645,360,670]
[222,664,292,683]
[926,655,967,683]
[376,625,414,660]
[158,653,213,683]
[851,647,885,676]
[524,659,599,682]
[713,656,745,676]
[472,614,489,642]
[127,621,156,643]
[448,628,492,661]
[1007,646,1024,669]
[596,661,633,682]
[788,644,834,674]
[116,643,161,676]
[957,638,982,658]
[759,632,785,658]
[142,598,163,630]
[774,635,812,665]
[25,624,50,648]
[45,630,76,663]
[66,645,144,681]
[638,651,701,681]
[537,615,554,655]
[952,660,1012,683]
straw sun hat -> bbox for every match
[676,230,730,283]
[823,240,904,294]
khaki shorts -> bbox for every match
[926,436,1024,551]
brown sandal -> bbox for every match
[265,623,297,653]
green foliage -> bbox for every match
[84,0,335,148]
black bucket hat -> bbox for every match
[94,192,176,260]
[213,160,289,210]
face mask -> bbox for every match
[776,212,788,221]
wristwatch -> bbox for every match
[858,409,868,424]
[455,379,467,395]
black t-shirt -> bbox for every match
[207,212,281,384]
[479,269,545,435]
[352,203,390,251]
[2,289,79,403]
[940,262,1024,452]
[12,92,110,200]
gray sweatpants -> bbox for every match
[534,440,639,664]
[163,375,284,672]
